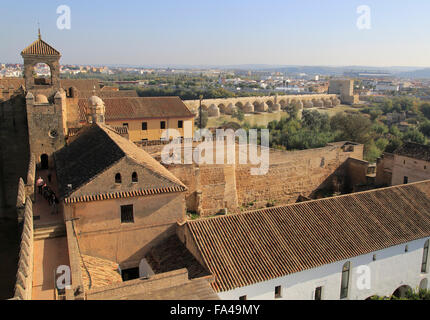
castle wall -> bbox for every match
[158,142,364,216]
[391,155,430,186]
[0,94,30,211]
[235,144,363,210]
[376,153,394,186]
[12,198,34,300]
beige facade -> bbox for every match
[64,192,185,266]
[107,117,194,143]
[391,155,430,186]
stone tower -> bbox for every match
[21,30,61,93]
[88,95,106,124]
[21,31,67,169]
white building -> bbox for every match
[375,82,400,92]
[180,180,430,300]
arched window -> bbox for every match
[422,240,429,273]
[340,261,351,299]
[115,173,122,184]
[132,172,138,183]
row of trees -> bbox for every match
[243,103,428,162]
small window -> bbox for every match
[178,120,183,129]
[315,286,322,300]
[160,121,166,129]
[404,176,409,184]
[422,240,429,273]
[373,254,377,261]
[123,123,129,128]
[121,205,134,223]
[239,295,247,301]
[425,166,427,170]
[340,261,351,299]
[405,245,409,253]
[142,122,147,131]
[275,286,282,299]
[115,173,122,184]
[132,172,138,183]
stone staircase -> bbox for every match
[34,223,66,241]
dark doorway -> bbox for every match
[41,154,49,170]
[392,285,412,299]
[121,267,139,281]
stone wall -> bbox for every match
[0,93,30,213]
[12,197,33,300]
[9,153,37,299]
[235,143,364,210]
[376,153,394,186]
[345,158,371,191]
[157,142,364,216]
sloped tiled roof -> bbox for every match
[54,124,186,201]
[187,181,430,292]
[21,38,61,56]
[77,97,194,122]
[79,254,122,290]
[394,142,430,162]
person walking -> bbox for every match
[36,177,45,195]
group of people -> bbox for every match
[36,176,59,215]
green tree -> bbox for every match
[420,103,430,120]
[403,128,426,144]
[195,110,208,129]
[232,108,245,122]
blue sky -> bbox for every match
[1,0,430,67]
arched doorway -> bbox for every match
[41,154,49,170]
[392,285,412,299]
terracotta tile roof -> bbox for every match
[186,180,430,292]
[64,185,186,204]
[21,39,60,56]
[54,124,186,201]
[394,142,430,162]
[78,97,194,122]
[79,254,122,290]
[0,78,25,90]
[60,79,100,92]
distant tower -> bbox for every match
[21,29,61,92]
[21,30,67,169]
[88,95,106,124]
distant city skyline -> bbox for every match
[1,0,430,67]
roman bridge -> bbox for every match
[183,94,341,117]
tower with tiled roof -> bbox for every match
[21,29,61,92]
[21,30,68,169]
